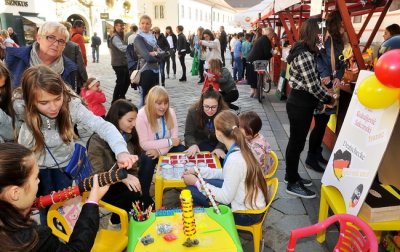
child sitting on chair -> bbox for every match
[239,111,272,175]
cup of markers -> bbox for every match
[130,201,153,222]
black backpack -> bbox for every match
[185,41,192,54]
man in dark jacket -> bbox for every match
[176,25,187,82]
[247,30,273,97]
[219,26,228,67]
[91,32,102,63]
[109,19,129,103]
[154,26,170,86]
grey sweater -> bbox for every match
[16,97,128,169]
[0,108,14,142]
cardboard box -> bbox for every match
[359,183,400,223]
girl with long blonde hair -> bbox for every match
[183,110,268,225]
[135,86,185,206]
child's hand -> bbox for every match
[183,168,195,175]
[182,174,198,185]
[185,144,200,157]
[212,148,226,159]
[116,152,139,168]
[87,174,110,203]
[146,149,160,159]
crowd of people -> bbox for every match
[1,10,399,250]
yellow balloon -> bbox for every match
[357,75,400,109]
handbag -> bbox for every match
[130,62,147,88]
[45,143,92,184]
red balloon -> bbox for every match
[375,49,400,88]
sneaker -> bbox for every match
[286,181,316,199]
[305,154,325,173]
[167,75,170,79]
[284,175,312,187]
[108,220,121,231]
[173,74,176,79]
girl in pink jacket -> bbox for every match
[80,77,106,117]
[135,86,186,206]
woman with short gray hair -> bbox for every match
[5,21,77,89]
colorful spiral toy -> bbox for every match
[180,189,199,247]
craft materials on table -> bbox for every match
[127,205,243,251]
[130,201,153,221]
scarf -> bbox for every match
[138,30,157,48]
[30,42,64,75]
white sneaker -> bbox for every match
[108,220,121,231]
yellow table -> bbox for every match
[155,152,221,210]
[127,206,242,252]
[317,185,400,243]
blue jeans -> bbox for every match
[187,179,223,207]
[92,46,99,62]
[38,168,73,224]
[233,57,243,81]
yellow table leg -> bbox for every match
[155,175,164,210]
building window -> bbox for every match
[154,4,165,19]
[222,14,224,22]
[160,5,164,18]
[212,12,215,21]
[188,7,191,19]
[181,5,184,18]
[195,9,198,20]
[200,10,202,21]
[353,15,362,23]
[155,5,159,19]
[217,13,220,22]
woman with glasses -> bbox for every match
[5,21,78,90]
[184,85,229,158]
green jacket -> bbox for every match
[87,132,138,176]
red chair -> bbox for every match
[286,214,378,252]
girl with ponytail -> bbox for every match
[183,110,269,225]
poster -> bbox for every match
[321,70,400,215]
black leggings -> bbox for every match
[198,60,205,82]
[102,182,142,224]
[309,113,330,154]
[140,70,159,105]
[220,90,239,110]
[285,101,315,183]
[178,54,186,79]
[166,49,176,75]
[111,65,130,103]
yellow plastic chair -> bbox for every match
[317,184,400,243]
[265,150,279,179]
[235,177,279,252]
[47,193,128,252]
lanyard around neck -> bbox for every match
[223,143,237,166]
[155,116,166,140]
